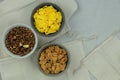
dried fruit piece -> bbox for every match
[23,45,29,48]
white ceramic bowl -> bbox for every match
[2,23,38,58]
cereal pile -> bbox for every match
[5,27,35,56]
[33,5,62,35]
[39,45,68,74]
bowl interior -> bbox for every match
[2,24,38,58]
[37,43,69,76]
[31,2,65,37]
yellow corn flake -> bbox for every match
[56,12,62,22]
[33,5,62,35]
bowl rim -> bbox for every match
[37,43,70,76]
[2,23,38,58]
[31,2,65,37]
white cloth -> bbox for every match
[0,40,90,80]
[0,0,36,16]
[83,35,120,80]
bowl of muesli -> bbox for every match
[2,23,38,58]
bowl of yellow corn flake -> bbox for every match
[31,3,65,36]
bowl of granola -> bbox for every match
[37,43,70,75]
[2,23,38,58]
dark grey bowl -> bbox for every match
[31,2,65,37]
[36,43,70,76]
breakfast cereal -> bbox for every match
[33,5,62,35]
[5,27,35,56]
[39,45,68,74]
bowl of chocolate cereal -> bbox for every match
[2,23,38,58]
[37,43,69,75]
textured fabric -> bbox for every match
[83,36,120,80]
[0,0,36,16]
